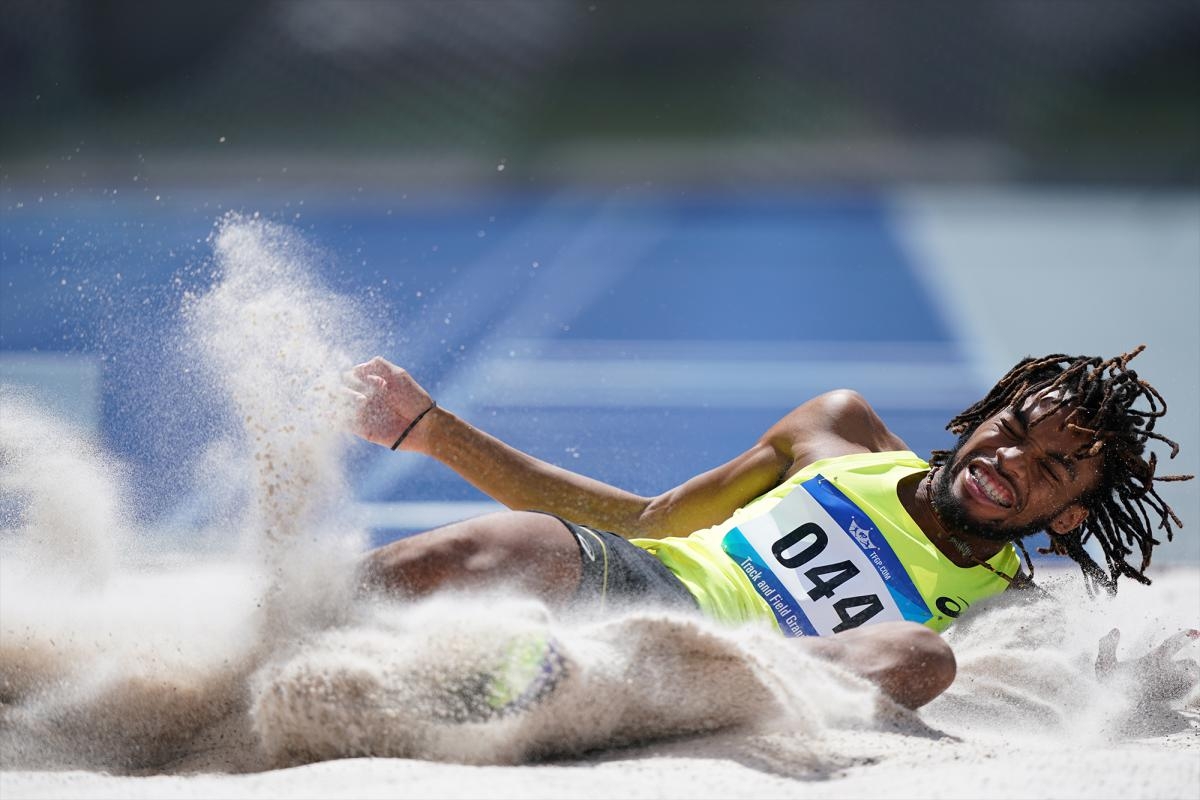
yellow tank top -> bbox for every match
[631,451,1018,635]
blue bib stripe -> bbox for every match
[801,477,932,625]
[722,527,820,636]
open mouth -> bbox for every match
[967,463,1016,509]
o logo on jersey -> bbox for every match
[935,596,967,618]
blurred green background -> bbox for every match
[3,0,1198,186]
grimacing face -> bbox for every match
[931,392,1105,543]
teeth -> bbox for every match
[971,465,1013,508]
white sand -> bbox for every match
[2,568,1197,800]
[2,736,1196,800]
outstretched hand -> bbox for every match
[1096,628,1200,703]
[345,357,438,451]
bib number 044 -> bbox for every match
[771,522,884,633]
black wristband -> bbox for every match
[391,401,438,451]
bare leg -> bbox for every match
[359,511,583,606]
[799,621,956,709]
[362,514,953,708]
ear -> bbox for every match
[1050,504,1089,534]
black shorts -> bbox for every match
[550,517,700,614]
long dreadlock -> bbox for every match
[928,346,1192,595]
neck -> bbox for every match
[897,470,1006,568]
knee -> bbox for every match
[358,527,484,598]
[828,621,956,709]
[356,511,574,600]
[885,623,956,709]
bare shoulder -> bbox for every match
[763,389,909,474]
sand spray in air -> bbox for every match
[929,568,1200,744]
[0,390,264,769]
[0,214,369,770]
[3,215,1197,773]
[181,215,368,640]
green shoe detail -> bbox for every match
[435,632,568,724]
[485,633,567,716]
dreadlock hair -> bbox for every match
[929,345,1192,596]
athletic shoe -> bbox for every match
[436,632,568,723]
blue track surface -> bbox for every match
[2,188,980,543]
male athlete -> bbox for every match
[346,347,1195,710]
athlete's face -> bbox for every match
[932,392,1104,542]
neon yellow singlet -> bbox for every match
[631,451,1018,635]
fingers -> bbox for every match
[352,356,398,380]
[1151,629,1200,660]
[347,365,392,393]
[1095,628,1121,677]
[340,386,367,404]
[1099,627,1121,657]
[351,362,379,381]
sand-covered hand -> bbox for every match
[347,357,438,451]
[1096,627,1200,702]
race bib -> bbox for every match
[722,476,931,637]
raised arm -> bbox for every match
[348,357,904,539]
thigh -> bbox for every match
[362,510,585,604]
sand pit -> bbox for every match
[2,559,1196,800]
